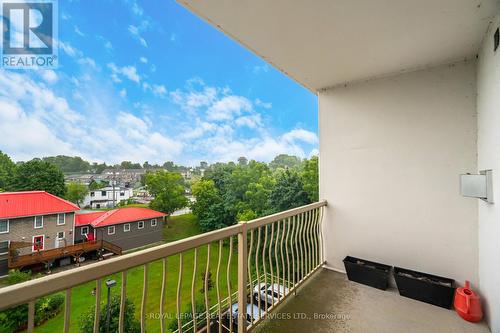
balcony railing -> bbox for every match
[0,200,326,333]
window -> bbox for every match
[81,226,89,235]
[120,191,125,196]
[57,213,65,225]
[0,241,9,255]
[101,191,107,196]
[90,191,95,197]
[138,221,144,229]
[0,220,8,234]
[151,219,157,227]
[34,216,43,229]
[108,226,115,235]
[123,223,130,232]
[56,231,65,239]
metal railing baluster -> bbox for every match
[141,264,149,333]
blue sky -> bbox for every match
[0,0,318,166]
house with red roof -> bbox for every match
[75,207,166,251]
[0,191,81,276]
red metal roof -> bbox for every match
[74,211,106,227]
[0,191,80,219]
[75,207,166,228]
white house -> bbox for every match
[83,187,133,209]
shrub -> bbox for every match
[7,269,32,285]
[0,293,64,331]
[79,295,140,333]
[168,301,206,333]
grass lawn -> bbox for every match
[29,214,238,333]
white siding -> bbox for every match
[319,61,478,286]
[477,11,500,331]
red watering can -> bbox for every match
[454,281,483,322]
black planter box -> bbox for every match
[343,256,391,290]
[394,267,455,309]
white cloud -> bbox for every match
[121,66,140,82]
[143,82,167,98]
[253,64,269,75]
[0,69,317,166]
[0,69,185,164]
[140,57,148,64]
[39,70,58,84]
[0,99,73,160]
[152,84,167,98]
[171,80,318,163]
[235,113,262,128]
[255,98,272,109]
[104,41,113,50]
[282,128,318,145]
[59,40,100,70]
[128,25,148,47]
[74,25,85,37]
[194,128,316,163]
[170,86,218,111]
[107,63,140,83]
[78,57,97,69]
[207,95,252,121]
[131,1,144,16]
[59,41,79,58]
[117,112,148,140]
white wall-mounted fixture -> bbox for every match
[460,170,494,203]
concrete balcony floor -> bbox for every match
[252,269,489,333]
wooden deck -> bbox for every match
[8,240,122,269]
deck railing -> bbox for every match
[0,200,326,333]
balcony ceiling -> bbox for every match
[178,0,499,91]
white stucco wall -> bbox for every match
[319,61,478,287]
[477,12,500,332]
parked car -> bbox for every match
[253,283,290,305]
[230,302,263,326]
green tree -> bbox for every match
[191,179,234,231]
[91,162,108,174]
[119,161,142,169]
[162,161,176,171]
[301,156,319,202]
[146,171,188,215]
[42,155,91,173]
[11,160,66,197]
[269,154,302,170]
[269,169,310,213]
[79,296,140,333]
[237,209,257,222]
[65,182,89,207]
[0,151,16,191]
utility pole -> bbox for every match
[112,169,117,208]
